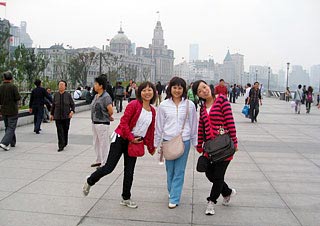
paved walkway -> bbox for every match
[0,97,320,226]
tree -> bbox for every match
[0,27,11,73]
[68,52,96,88]
[142,66,151,81]
[101,52,123,83]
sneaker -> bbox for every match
[222,188,237,206]
[82,177,91,196]
[120,199,138,209]
[168,203,177,209]
[205,201,215,215]
[0,143,10,151]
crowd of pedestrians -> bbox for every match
[2,70,320,217]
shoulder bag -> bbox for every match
[161,101,189,160]
[203,103,235,162]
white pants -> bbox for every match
[92,124,110,166]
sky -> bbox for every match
[3,0,320,72]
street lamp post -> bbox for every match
[267,67,271,97]
[286,62,290,89]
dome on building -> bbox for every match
[110,27,131,45]
[110,26,132,55]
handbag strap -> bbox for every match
[180,100,189,133]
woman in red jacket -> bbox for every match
[192,80,238,216]
[83,81,157,209]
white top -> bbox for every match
[155,98,198,147]
[74,90,81,99]
[130,88,136,98]
[131,108,152,138]
[244,87,251,99]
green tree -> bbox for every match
[68,52,96,88]
[0,27,11,73]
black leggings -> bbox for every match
[205,161,232,203]
[87,136,137,200]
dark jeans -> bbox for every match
[306,101,312,113]
[87,136,137,200]
[1,115,18,146]
[205,161,232,203]
[230,93,236,103]
[250,102,259,122]
[115,97,123,113]
[32,105,44,132]
[55,119,70,149]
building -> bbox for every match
[0,18,10,51]
[249,65,271,87]
[214,50,244,85]
[136,20,174,83]
[110,26,132,56]
[9,21,33,48]
[189,44,199,62]
[278,69,286,90]
[190,59,215,83]
[310,65,320,90]
[289,65,309,88]
[174,61,190,82]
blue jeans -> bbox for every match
[165,140,190,205]
[32,105,44,132]
[1,115,18,146]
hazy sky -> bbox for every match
[3,0,320,71]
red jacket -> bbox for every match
[115,100,156,154]
[214,85,228,96]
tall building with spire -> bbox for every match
[136,20,174,83]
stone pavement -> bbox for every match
[0,97,320,226]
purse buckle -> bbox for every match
[218,127,225,135]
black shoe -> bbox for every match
[36,131,40,134]
[254,118,257,122]
[10,144,15,147]
[57,148,64,152]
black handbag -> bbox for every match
[204,132,235,162]
[196,155,209,172]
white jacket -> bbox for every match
[155,98,198,148]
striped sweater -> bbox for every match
[197,95,238,158]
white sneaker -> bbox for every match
[222,188,236,206]
[168,203,177,209]
[205,201,215,215]
[120,199,138,208]
[82,177,91,196]
[0,143,10,151]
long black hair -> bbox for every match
[165,76,187,100]
[192,80,214,107]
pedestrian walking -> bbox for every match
[114,82,125,113]
[305,86,313,114]
[155,77,198,209]
[294,84,303,114]
[301,85,307,104]
[128,82,138,102]
[187,82,199,111]
[50,80,75,152]
[244,83,251,105]
[29,79,52,134]
[43,87,53,123]
[214,79,228,96]
[247,82,262,123]
[83,82,157,209]
[155,81,163,106]
[0,71,21,151]
[90,77,114,168]
[192,79,238,216]
[285,87,291,102]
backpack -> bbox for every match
[307,93,313,102]
[115,86,124,97]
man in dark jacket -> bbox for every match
[50,80,75,152]
[29,79,52,134]
[0,71,21,151]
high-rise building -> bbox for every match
[136,20,174,83]
[0,18,10,51]
[289,65,309,88]
[189,44,199,62]
[231,53,244,85]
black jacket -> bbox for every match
[51,92,75,120]
[29,87,52,108]
[0,82,21,116]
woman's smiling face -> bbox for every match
[197,82,212,100]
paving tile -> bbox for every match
[0,209,80,226]
[87,199,192,224]
[0,193,98,216]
